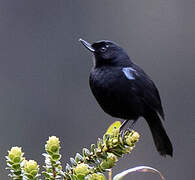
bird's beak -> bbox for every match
[79,38,95,52]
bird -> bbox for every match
[79,38,173,157]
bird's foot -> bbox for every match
[120,127,134,140]
[120,129,126,140]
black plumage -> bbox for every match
[79,39,173,157]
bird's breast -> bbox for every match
[90,67,120,89]
[89,67,141,119]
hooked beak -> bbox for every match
[79,38,95,52]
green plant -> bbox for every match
[6,121,165,180]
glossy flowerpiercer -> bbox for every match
[79,39,173,156]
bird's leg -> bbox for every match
[120,120,137,139]
[119,120,129,131]
[119,120,129,139]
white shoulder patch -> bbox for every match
[122,67,137,80]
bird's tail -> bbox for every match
[144,111,173,157]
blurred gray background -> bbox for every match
[0,0,194,179]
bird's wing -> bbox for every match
[122,66,165,119]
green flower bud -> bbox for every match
[45,136,60,153]
[102,146,108,152]
[131,131,140,142]
[100,153,118,169]
[8,147,23,163]
[124,135,133,146]
[124,146,133,154]
[113,138,118,144]
[85,173,106,180]
[23,160,39,177]
[124,131,140,146]
[73,163,90,179]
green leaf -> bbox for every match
[52,153,61,161]
[97,138,103,150]
[66,163,72,172]
[42,171,51,178]
[70,174,78,180]
[12,163,20,170]
[83,148,91,157]
[13,157,21,163]
[13,170,21,176]
[91,144,96,154]
[25,173,34,179]
[75,153,84,163]
[113,166,166,180]
[70,157,77,166]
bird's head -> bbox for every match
[79,39,131,67]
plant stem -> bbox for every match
[52,166,56,178]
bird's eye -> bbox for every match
[100,47,107,52]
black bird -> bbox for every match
[79,38,173,156]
